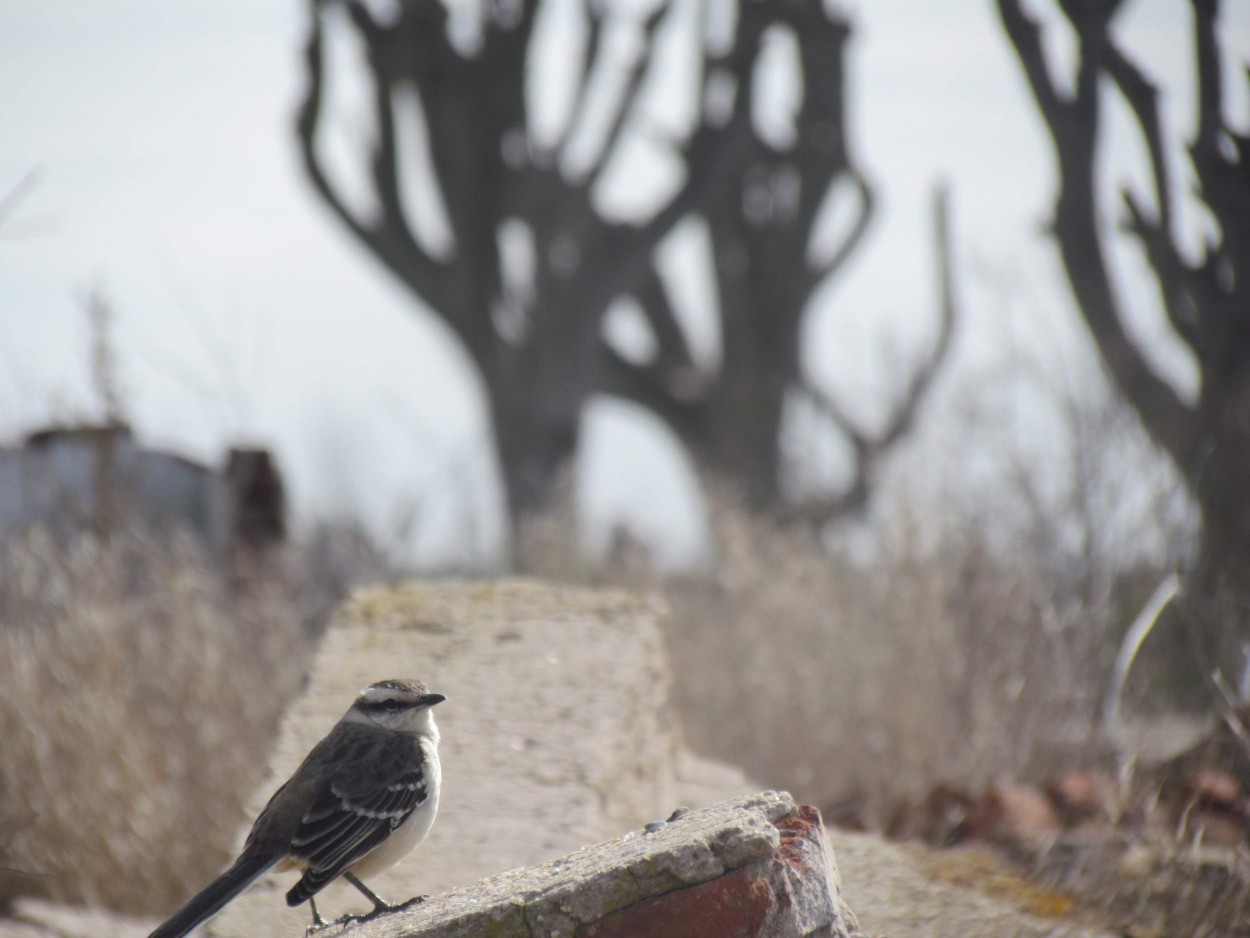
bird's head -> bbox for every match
[348,678,445,736]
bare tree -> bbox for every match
[998,0,1250,668]
[297,0,953,532]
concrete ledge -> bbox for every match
[313,791,858,938]
[209,578,752,936]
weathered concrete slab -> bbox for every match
[307,791,858,938]
[207,579,752,937]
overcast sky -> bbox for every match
[0,0,1246,568]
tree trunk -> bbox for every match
[999,0,1250,676]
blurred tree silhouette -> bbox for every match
[297,0,953,531]
[999,0,1250,672]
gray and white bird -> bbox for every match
[148,678,445,938]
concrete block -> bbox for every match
[308,791,858,938]
[207,579,752,937]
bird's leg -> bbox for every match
[343,873,427,920]
[303,896,329,935]
[344,872,390,914]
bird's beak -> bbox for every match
[419,693,447,708]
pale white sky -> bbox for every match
[0,0,1245,568]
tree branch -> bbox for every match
[1120,190,1201,351]
[581,2,669,192]
[576,99,756,322]
[811,170,875,279]
[1191,0,1223,166]
[996,0,1072,133]
[999,0,1199,473]
[881,183,959,449]
[296,0,449,310]
[597,346,706,442]
[0,168,39,231]
[791,182,960,526]
[1104,41,1173,240]
[580,1,772,309]
[1187,0,1250,343]
[1102,39,1208,355]
[555,0,610,159]
[634,265,698,376]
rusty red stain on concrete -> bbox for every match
[775,804,823,873]
[577,867,776,938]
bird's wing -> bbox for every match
[286,739,431,900]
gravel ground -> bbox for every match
[833,832,1116,938]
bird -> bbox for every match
[148,678,445,938]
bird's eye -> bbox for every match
[383,700,400,713]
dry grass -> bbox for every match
[0,525,311,915]
[643,369,1197,817]
[521,451,1190,821]
[660,494,1109,813]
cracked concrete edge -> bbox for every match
[767,807,860,938]
[312,791,804,938]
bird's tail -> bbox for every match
[147,852,277,938]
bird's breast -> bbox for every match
[348,743,441,880]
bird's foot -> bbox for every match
[305,910,372,934]
[314,893,429,932]
[312,911,371,932]
[351,894,427,924]
[305,898,331,935]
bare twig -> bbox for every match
[1103,572,1181,750]
[0,169,39,231]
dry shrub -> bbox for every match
[659,493,1104,814]
[0,525,310,915]
[515,461,1186,820]
[648,353,1197,815]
